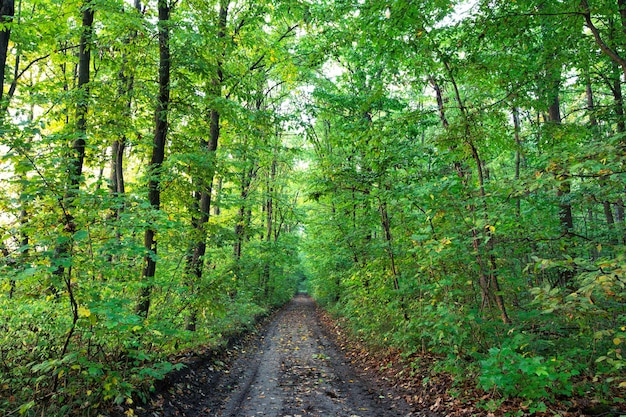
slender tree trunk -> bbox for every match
[608,56,626,243]
[586,71,619,244]
[604,200,617,236]
[108,1,141,261]
[439,59,511,324]
[50,2,93,391]
[69,3,93,191]
[233,164,256,260]
[137,0,170,318]
[183,0,227,330]
[618,0,626,43]
[379,200,399,290]
[0,0,14,107]
[513,107,522,216]
[469,137,512,324]
[612,63,626,137]
[0,0,22,117]
[586,73,598,128]
[261,158,276,300]
[111,0,141,198]
[213,176,222,215]
[545,67,576,287]
[52,2,94,283]
[263,151,277,244]
[430,77,449,129]
[546,74,574,233]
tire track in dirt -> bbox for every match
[133,295,426,417]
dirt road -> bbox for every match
[135,294,425,417]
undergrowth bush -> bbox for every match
[0,286,276,416]
[478,337,578,401]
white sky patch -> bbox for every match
[322,61,345,81]
[436,0,478,28]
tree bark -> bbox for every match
[108,1,141,260]
[586,72,597,128]
[110,0,141,203]
[183,0,227,330]
[430,77,449,129]
[260,158,277,300]
[233,164,256,260]
[612,62,626,135]
[379,200,399,290]
[51,2,93,284]
[0,0,14,106]
[513,107,522,216]
[68,3,94,192]
[137,0,170,318]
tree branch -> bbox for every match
[580,0,626,76]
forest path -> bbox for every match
[133,294,428,417]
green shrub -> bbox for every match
[479,343,578,400]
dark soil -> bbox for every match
[127,294,435,417]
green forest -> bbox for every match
[0,0,625,415]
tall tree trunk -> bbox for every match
[261,158,276,301]
[213,176,222,215]
[513,107,522,216]
[137,0,170,318]
[50,2,93,391]
[612,62,626,137]
[379,200,399,290]
[469,137,512,324]
[69,2,93,192]
[586,72,598,128]
[586,71,619,244]
[109,0,141,260]
[545,66,576,287]
[52,2,94,283]
[430,77,449,129]
[111,0,142,197]
[0,0,14,107]
[183,0,227,330]
[439,59,511,324]
[545,70,574,234]
[233,164,256,260]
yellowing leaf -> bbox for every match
[614,337,622,345]
[619,381,626,388]
[78,306,91,318]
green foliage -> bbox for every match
[0,0,304,415]
[478,336,578,401]
[298,0,626,412]
[3,0,626,414]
